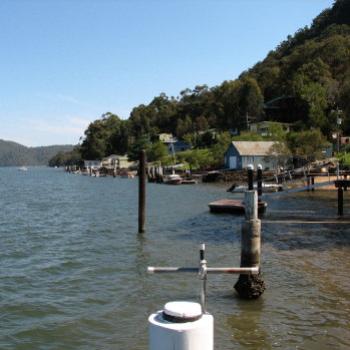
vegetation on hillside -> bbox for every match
[49,0,349,169]
[0,139,74,166]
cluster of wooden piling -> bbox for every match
[147,166,164,183]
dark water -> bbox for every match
[1,167,349,350]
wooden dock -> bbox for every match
[208,199,267,214]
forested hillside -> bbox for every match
[0,139,74,166]
[52,0,350,166]
[243,0,350,132]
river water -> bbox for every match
[1,167,349,350]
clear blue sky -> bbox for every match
[0,0,334,146]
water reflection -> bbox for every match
[226,298,271,350]
[1,168,350,349]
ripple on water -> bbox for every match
[1,168,350,349]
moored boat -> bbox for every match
[163,174,182,185]
[181,179,197,185]
[227,183,283,193]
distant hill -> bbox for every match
[0,139,74,166]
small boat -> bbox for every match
[18,166,28,172]
[120,171,136,179]
[163,173,182,185]
[181,179,197,185]
[227,183,283,193]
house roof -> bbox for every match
[231,141,278,156]
[102,154,128,161]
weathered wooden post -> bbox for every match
[338,185,344,216]
[344,174,348,191]
[234,190,265,299]
[257,164,262,202]
[247,164,254,190]
[139,150,146,233]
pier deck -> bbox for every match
[208,199,267,214]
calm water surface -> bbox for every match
[0,167,349,349]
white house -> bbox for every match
[101,154,133,169]
[249,121,291,136]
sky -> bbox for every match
[0,0,334,147]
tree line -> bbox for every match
[50,0,350,169]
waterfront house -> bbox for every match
[159,135,191,154]
[84,160,102,169]
[224,141,282,170]
[168,140,191,154]
[249,121,291,136]
[158,133,174,143]
[101,154,133,170]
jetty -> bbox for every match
[209,165,268,215]
[208,199,267,214]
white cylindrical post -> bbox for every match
[149,301,213,350]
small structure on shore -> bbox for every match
[101,154,134,171]
[224,141,284,170]
[84,160,102,169]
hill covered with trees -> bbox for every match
[0,139,74,166]
[51,0,350,168]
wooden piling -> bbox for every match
[344,175,348,191]
[234,190,265,299]
[257,165,262,201]
[138,150,146,233]
[247,166,254,190]
[338,186,344,216]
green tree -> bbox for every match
[210,132,232,168]
[147,141,168,162]
[287,129,329,163]
[177,149,214,171]
[80,113,123,160]
[127,135,151,161]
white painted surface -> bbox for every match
[163,301,202,319]
[229,156,237,169]
[149,303,213,350]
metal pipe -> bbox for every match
[147,266,258,275]
[207,267,259,274]
[199,244,207,313]
[147,267,199,273]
